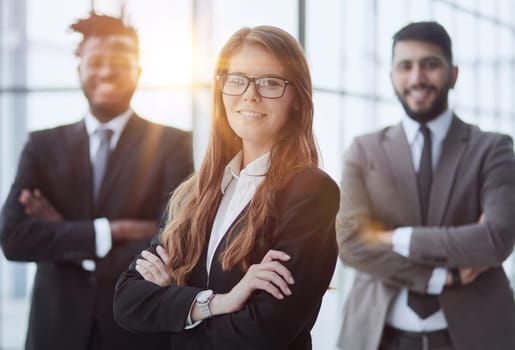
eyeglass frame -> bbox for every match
[216,73,291,99]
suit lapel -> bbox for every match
[207,205,249,287]
[68,120,94,217]
[383,123,422,225]
[428,115,470,224]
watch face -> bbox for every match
[197,289,213,303]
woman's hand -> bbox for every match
[207,249,295,317]
[135,246,172,286]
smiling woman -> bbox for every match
[113,25,340,350]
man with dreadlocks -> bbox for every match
[0,12,193,350]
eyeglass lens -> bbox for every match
[220,74,288,98]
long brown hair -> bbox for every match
[161,26,317,285]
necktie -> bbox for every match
[407,125,440,319]
[417,125,432,224]
[93,128,113,204]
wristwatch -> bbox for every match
[196,289,215,319]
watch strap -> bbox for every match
[197,291,214,319]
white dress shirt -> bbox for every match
[387,109,453,331]
[81,109,132,270]
[206,152,268,274]
[186,151,269,328]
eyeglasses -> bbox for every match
[217,74,290,99]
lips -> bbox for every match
[95,82,118,94]
[410,89,431,102]
[405,85,436,105]
[238,109,266,119]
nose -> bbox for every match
[97,63,117,77]
[242,81,261,101]
[408,64,425,85]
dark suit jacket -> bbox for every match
[0,114,194,350]
[113,167,339,350]
[337,115,515,350]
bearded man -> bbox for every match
[337,21,515,350]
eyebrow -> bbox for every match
[226,72,286,78]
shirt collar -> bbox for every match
[84,108,133,137]
[220,152,270,193]
[402,108,453,145]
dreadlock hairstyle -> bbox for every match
[70,12,139,56]
[161,26,318,286]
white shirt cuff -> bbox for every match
[427,267,447,294]
[94,218,112,258]
[82,218,111,271]
[392,227,413,257]
[185,293,202,330]
[82,259,96,271]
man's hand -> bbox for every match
[443,214,487,287]
[360,219,394,245]
[110,220,159,242]
[445,267,488,287]
[377,230,394,245]
[19,189,63,221]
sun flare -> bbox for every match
[139,36,193,88]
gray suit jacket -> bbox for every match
[337,115,515,350]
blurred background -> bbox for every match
[0,0,514,349]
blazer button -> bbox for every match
[88,275,96,285]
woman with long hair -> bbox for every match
[114,25,339,349]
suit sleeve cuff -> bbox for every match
[94,218,112,258]
[392,227,412,257]
[427,267,447,294]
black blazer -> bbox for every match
[0,114,194,350]
[114,167,339,350]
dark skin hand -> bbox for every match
[19,189,63,221]
[109,219,158,242]
[19,188,158,242]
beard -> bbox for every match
[395,82,450,124]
